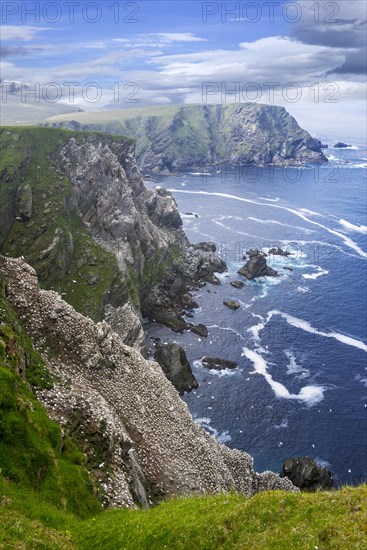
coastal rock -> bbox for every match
[238,253,278,280]
[223,300,240,310]
[0,255,298,508]
[268,247,292,257]
[153,341,198,395]
[281,457,333,492]
[230,280,245,289]
[202,357,238,370]
[334,142,350,148]
[190,324,208,337]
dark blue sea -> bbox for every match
[145,145,367,486]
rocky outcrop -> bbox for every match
[334,142,350,148]
[281,457,333,492]
[238,252,278,280]
[45,103,327,171]
[153,341,198,394]
[0,128,227,354]
[202,357,238,371]
[0,256,298,508]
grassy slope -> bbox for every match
[0,126,130,322]
[1,480,366,549]
[0,276,101,518]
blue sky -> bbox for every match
[1,0,366,141]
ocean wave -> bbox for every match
[243,347,326,406]
[302,268,329,280]
[248,217,314,234]
[267,310,367,352]
[297,286,310,293]
[188,172,212,176]
[331,145,359,150]
[258,197,280,202]
[339,219,367,234]
[169,189,367,259]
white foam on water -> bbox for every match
[243,348,325,406]
[268,310,367,352]
[248,217,313,234]
[258,197,280,202]
[302,268,329,280]
[354,375,367,388]
[169,189,367,259]
[188,172,212,176]
[284,350,304,375]
[298,286,310,293]
[339,219,367,234]
[275,419,289,429]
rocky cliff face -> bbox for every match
[0,256,297,508]
[0,127,224,354]
[46,103,327,171]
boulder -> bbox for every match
[334,142,350,148]
[238,253,278,280]
[281,457,333,492]
[268,247,292,257]
[202,357,238,370]
[230,280,245,289]
[190,324,208,337]
[223,300,240,310]
[153,341,198,395]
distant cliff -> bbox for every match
[45,103,327,171]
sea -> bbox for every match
[144,144,367,486]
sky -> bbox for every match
[1,0,366,143]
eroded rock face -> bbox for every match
[0,256,298,508]
[281,457,333,492]
[58,136,227,349]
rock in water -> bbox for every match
[334,142,350,148]
[202,357,238,370]
[238,253,278,280]
[223,300,240,310]
[154,342,198,395]
[268,247,292,257]
[281,457,333,491]
[190,324,208,337]
[230,280,245,289]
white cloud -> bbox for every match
[1,25,52,41]
[143,33,207,43]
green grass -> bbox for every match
[0,278,101,518]
[1,479,366,549]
